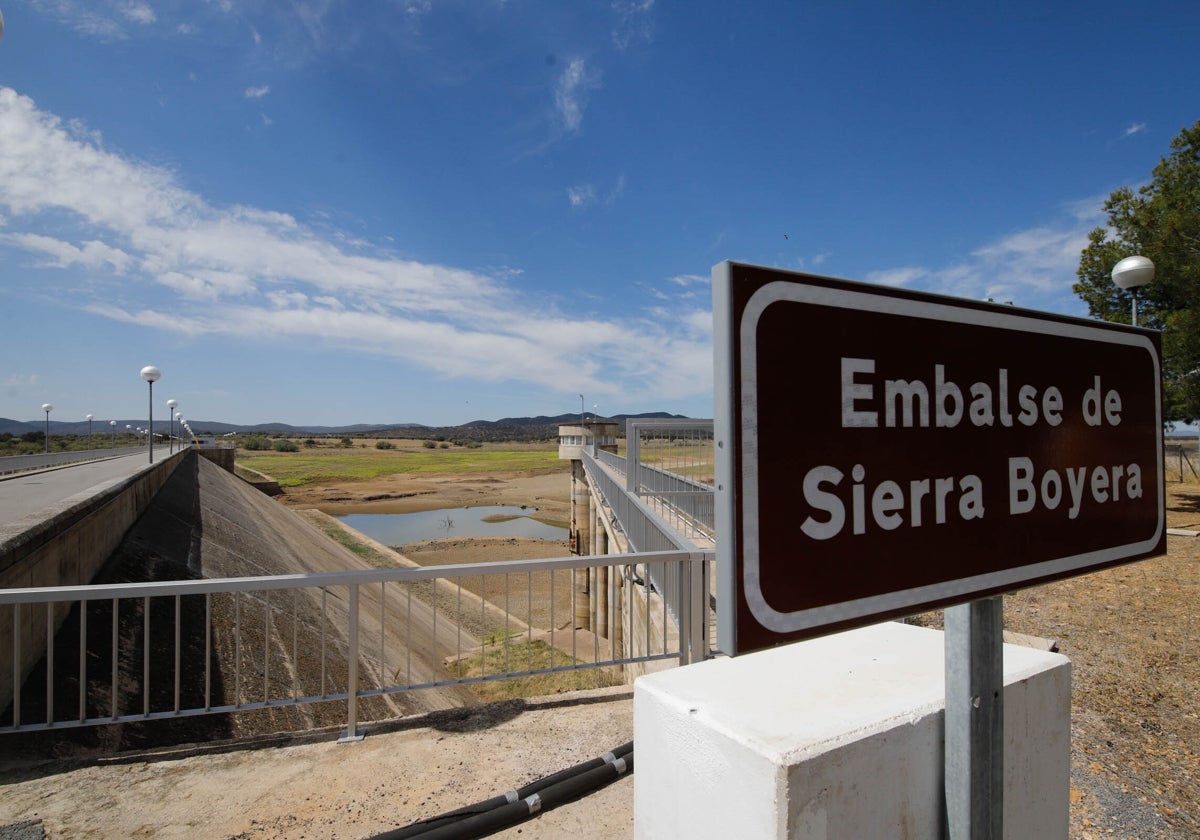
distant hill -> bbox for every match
[464,411,685,428]
[0,418,40,436]
[1,412,692,439]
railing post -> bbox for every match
[12,604,20,728]
[679,553,707,665]
[339,584,364,743]
[626,421,641,493]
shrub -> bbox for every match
[423,439,437,449]
[303,438,318,448]
[439,442,450,449]
[273,439,300,452]
[375,440,395,450]
[242,436,271,451]
[340,437,353,448]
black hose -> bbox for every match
[369,741,633,840]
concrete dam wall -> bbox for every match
[3,451,476,749]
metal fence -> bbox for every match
[1164,443,1200,482]
[0,446,145,476]
[583,441,713,665]
[624,419,715,540]
[1,421,720,739]
[1,552,702,739]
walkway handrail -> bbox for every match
[0,551,691,604]
[0,447,144,476]
[582,447,710,665]
[583,451,690,554]
[1,549,708,739]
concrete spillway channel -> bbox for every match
[2,452,478,754]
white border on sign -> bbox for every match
[737,278,1163,635]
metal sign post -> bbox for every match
[945,597,1004,840]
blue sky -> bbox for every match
[1,1,1197,427]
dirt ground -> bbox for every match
[280,468,572,523]
[3,464,1199,838]
[287,466,578,634]
[1027,483,1200,838]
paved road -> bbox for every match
[0,448,172,530]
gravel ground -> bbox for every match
[3,461,1198,837]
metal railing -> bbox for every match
[582,438,713,666]
[1,421,719,740]
[625,419,715,540]
[0,446,145,476]
[2,552,702,739]
[584,450,689,555]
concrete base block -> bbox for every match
[634,621,1070,839]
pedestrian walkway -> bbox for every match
[0,448,167,540]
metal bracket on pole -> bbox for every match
[945,597,1003,839]
[339,584,365,743]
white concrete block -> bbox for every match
[634,621,1070,839]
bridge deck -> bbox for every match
[0,450,170,546]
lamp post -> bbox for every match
[167,399,178,454]
[86,414,93,450]
[110,420,116,448]
[41,403,52,453]
[140,365,161,464]
[1112,255,1156,327]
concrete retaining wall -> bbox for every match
[0,450,189,712]
[196,446,235,473]
[634,621,1071,839]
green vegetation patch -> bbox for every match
[454,638,620,701]
[235,445,562,488]
[308,516,399,569]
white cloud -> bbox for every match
[969,225,1088,294]
[795,250,832,272]
[0,86,715,404]
[611,0,655,49]
[568,184,596,208]
[30,0,146,39]
[7,232,133,273]
[554,58,600,134]
[3,374,42,404]
[609,173,627,202]
[864,205,1099,312]
[567,174,625,209]
[119,2,156,25]
[1123,122,1147,138]
[3,374,39,388]
[1063,194,1109,224]
[866,266,927,287]
[245,85,271,99]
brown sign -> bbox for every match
[713,262,1165,655]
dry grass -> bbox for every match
[454,638,621,702]
[236,440,561,487]
[913,480,1200,836]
